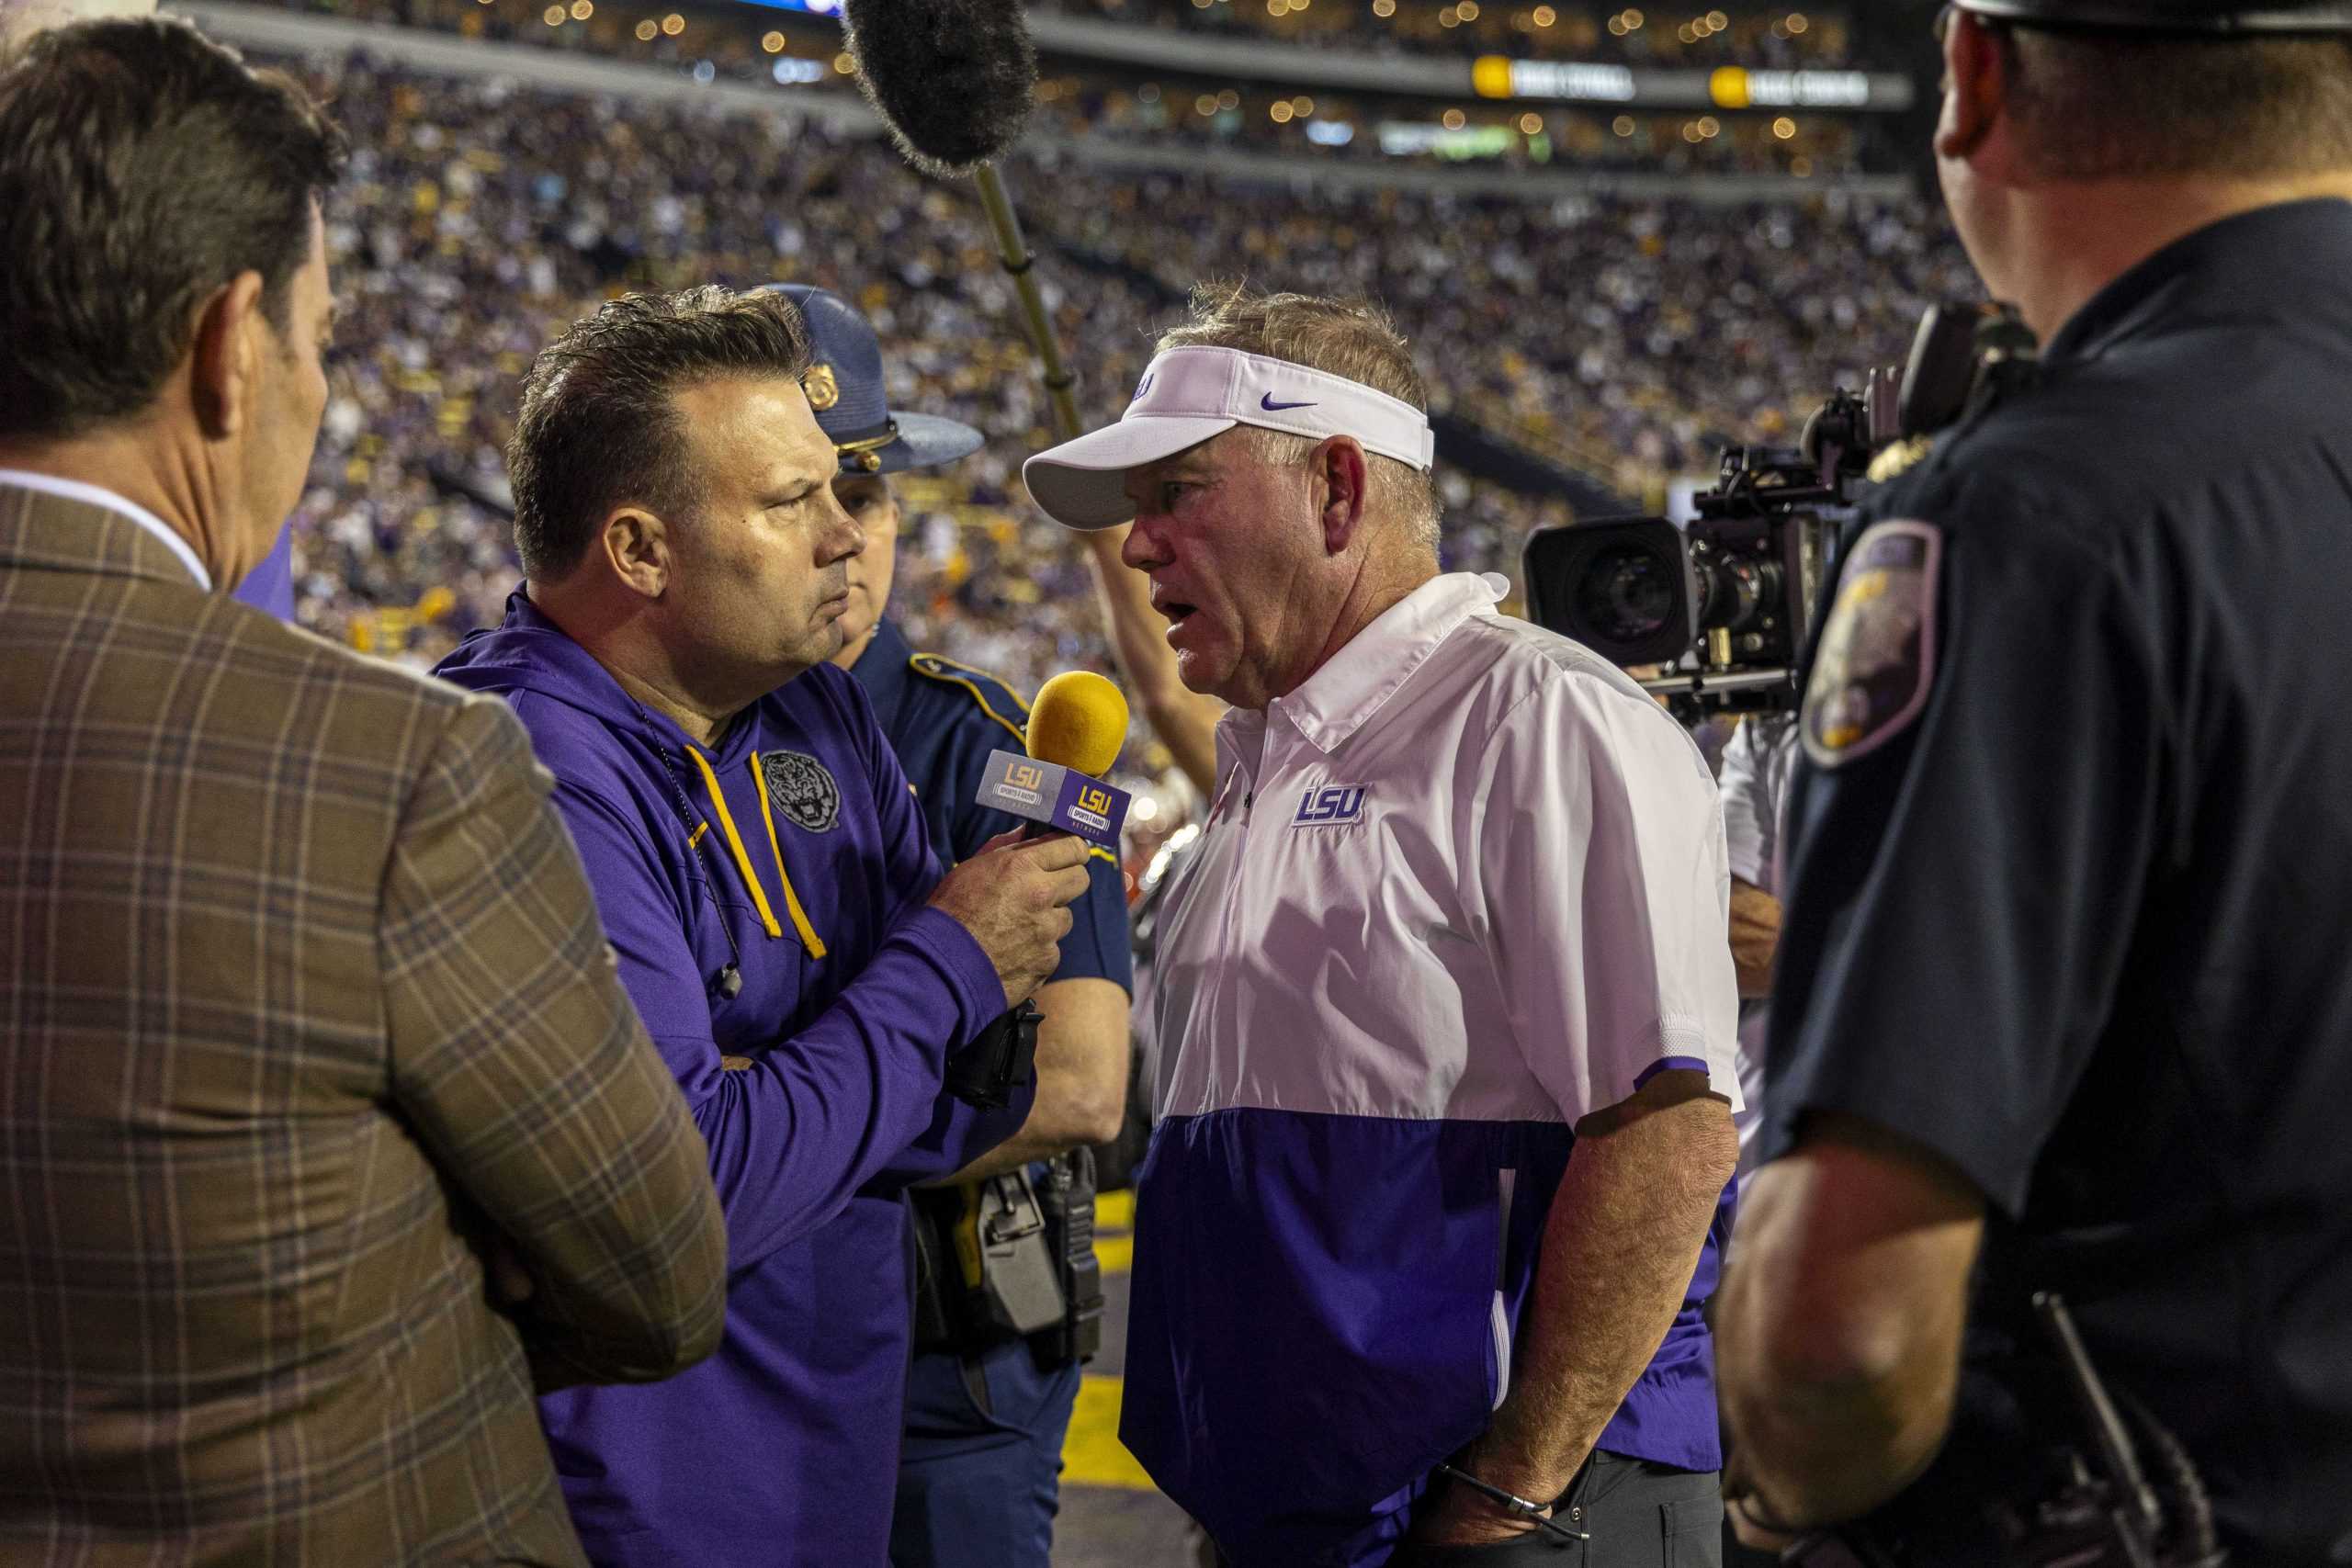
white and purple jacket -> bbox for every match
[1125,573,1742,1567]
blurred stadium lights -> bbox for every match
[1476,52,1905,110]
[772,55,824,82]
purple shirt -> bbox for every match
[230,519,297,621]
[435,591,1029,1565]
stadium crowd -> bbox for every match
[281,50,1966,705]
[287,0,1864,175]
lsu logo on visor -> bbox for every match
[1292,784,1366,827]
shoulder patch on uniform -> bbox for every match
[1803,520,1942,770]
[908,652,1030,747]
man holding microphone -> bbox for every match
[434,284,1091,1564]
[1024,285,1742,1567]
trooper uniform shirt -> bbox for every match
[849,615,1131,989]
[852,617,1133,1567]
[1128,571,1742,1568]
[1758,198,2352,1565]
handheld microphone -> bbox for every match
[840,0,1037,180]
[975,671,1131,848]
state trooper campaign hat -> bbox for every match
[765,284,985,476]
[1951,0,2352,29]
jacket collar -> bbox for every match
[0,472,213,591]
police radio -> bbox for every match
[1788,1295,2225,1568]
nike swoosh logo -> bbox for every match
[1133,374,1154,401]
[1260,393,1317,412]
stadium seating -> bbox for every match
[270,45,1967,718]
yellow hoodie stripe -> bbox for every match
[749,753,827,960]
[684,745,782,941]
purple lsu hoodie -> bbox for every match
[436,590,1032,1566]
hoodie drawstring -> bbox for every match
[683,743,826,960]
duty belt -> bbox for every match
[910,1150,1102,1367]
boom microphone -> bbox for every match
[840,0,1037,180]
[976,671,1132,847]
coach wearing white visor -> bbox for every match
[1026,286,1741,1567]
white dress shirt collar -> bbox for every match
[1256,570,1508,758]
[0,468,213,591]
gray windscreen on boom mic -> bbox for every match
[841,0,1037,179]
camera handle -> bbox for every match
[1634,666,1799,705]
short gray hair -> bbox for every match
[1157,282,1441,553]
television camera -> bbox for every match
[1521,302,2039,717]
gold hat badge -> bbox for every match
[803,363,841,412]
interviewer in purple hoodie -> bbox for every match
[435,286,1090,1565]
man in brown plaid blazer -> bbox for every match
[0,21,729,1565]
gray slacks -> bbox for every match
[1385,1451,1725,1568]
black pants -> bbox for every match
[1386,1451,1725,1568]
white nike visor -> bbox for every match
[1023,345,1438,531]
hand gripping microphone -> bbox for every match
[974,671,1132,849]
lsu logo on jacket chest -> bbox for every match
[1291,784,1367,827]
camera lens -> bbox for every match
[1576,544,1677,645]
[1521,515,1691,667]
[1694,556,1781,637]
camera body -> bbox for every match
[1521,302,2038,718]
[1521,381,1891,718]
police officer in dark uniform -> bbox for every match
[1713,5,2352,1565]
[773,286,1133,1568]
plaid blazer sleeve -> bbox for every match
[379,693,729,1391]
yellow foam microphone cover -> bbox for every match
[1026,671,1131,778]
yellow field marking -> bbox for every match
[1062,1374,1156,1490]
[1094,1234,1133,1276]
[1096,1189,1135,1230]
